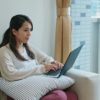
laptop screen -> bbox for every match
[59,44,84,76]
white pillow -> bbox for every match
[0,75,74,100]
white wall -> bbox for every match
[0,0,56,56]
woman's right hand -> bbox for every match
[44,64,58,72]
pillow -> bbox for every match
[0,75,74,100]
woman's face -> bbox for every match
[13,21,32,45]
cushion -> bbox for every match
[0,75,74,100]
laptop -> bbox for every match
[45,44,84,78]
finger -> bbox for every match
[53,64,59,70]
[50,67,56,71]
[57,63,63,69]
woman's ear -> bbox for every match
[12,29,17,36]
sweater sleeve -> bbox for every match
[0,48,46,81]
[31,47,55,64]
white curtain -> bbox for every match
[91,19,100,73]
[98,23,100,73]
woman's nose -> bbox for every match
[28,31,31,36]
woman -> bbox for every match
[0,15,77,100]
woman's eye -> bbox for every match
[24,30,29,32]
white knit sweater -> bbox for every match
[0,44,54,81]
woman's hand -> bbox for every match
[51,60,64,69]
[44,61,64,72]
[44,64,58,72]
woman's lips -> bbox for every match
[26,37,29,41]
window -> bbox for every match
[71,0,92,72]
[71,0,100,73]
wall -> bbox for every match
[0,0,56,56]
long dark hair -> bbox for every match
[0,14,35,60]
